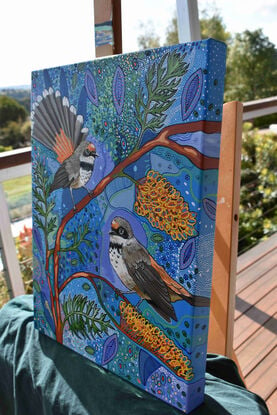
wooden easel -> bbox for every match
[208,101,243,360]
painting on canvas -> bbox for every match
[32,39,226,413]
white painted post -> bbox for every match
[176,0,201,43]
[0,184,25,297]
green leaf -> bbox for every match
[34,202,46,217]
[148,62,156,85]
[75,248,85,264]
[46,200,55,215]
[62,294,113,339]
[146,115,166,131]
[33,188,45,203]
[34,216,45,231]
[47,217,57,234]
[135,51,188,138]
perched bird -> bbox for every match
[109,216,209,323]
[32,87,98,208]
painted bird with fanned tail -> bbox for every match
[109,217,209,323]
[32,87,98,209]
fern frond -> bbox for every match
[34,215,44,231]
[60,224,93,264]
[62,294,113,339]
[33,160,57,237]
[134,50,188,142]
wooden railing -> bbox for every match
[243,96,277,121]
[0,96,276,298]
[0,148,31,298]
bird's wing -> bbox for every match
[150,257,210,307]
[150,257,193,299]
[123,242,177,322]
[50,153,80,191]
[32,88,88,162]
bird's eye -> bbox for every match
[84,149,90,156]
[118,227,128,238]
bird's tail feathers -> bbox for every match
[180,293,210,308]
[148,300,177,322]
[32,88,88,158]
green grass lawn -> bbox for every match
[3,174,31,198]
[3,175,32,221]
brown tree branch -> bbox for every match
[53,120,221,342]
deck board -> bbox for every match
[266,390,277,415]
[234,233,277,414]
[245,347,277,399]
[236,248,277,294]
[237,233,277,273]
[234,287,277,349]
[236,316,276,377]
[235,266,277,320]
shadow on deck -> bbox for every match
[235,233,277,415]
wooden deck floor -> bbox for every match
[234,233,277,415]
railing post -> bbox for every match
[176,0,201,43]
[0,183,25,297]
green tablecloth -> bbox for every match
[0,295,269,415]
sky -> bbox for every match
[0,0,276,88]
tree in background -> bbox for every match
[137,8,231,49]
[225,29,277,102]
[0,88,30,113]
[200,9,231,44]
[239,123,277,253]
[0,95,27,127]
[0,95,30,149]
[137,11,277,105]
[137,21,161,50]
[164,15,178,45]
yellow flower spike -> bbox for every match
[119,301,193,381]
[135,170,197,239]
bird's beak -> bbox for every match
[111,220,119,229]
[109,230,117,235]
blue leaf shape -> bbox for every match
[85,70,98,106]
[101,333,118,365]
[112,66,125,115]
[180,238,196,270]
[43,69,52,89]
[181,68,203,120]
[33,225,43,258]
[78,86,87,118]
[41,292,55,333]
[203,198,217,221]
[139,350,161,386]
[60,68,69,97]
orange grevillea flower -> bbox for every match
[120,301,193,381]
[134,170,197,240]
